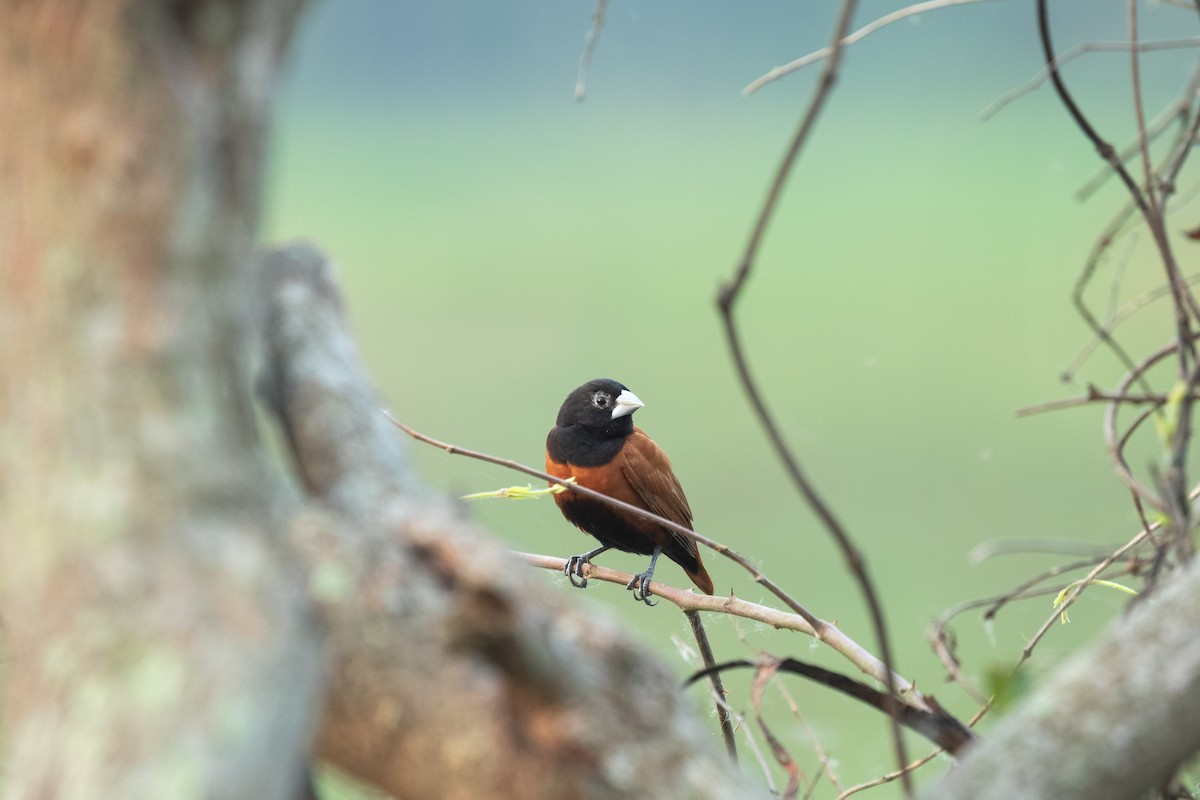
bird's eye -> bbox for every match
[592,392,610,408]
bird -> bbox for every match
[545,378,714,604]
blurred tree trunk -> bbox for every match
[0,2,316,798]
[256,243,753,800]
[0,4,751,799]
[9,3,1198,800]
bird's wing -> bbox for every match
[619,427,698,558]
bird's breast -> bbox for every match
[545,455,643,511]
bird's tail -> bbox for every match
[687,556,715,595]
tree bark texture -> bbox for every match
[0,2,754,796]
[23,4,1200,799]
[0,3,314,798]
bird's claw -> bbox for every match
[564,555,589,588]
[626,572,656,606]
[562,545,611,590]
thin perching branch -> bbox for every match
[389,416,930,699]
[390,414,822,632]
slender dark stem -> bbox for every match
[1152,39,1200,199]
[1015,386,1170,417]
[718,0,860,307]
[685,658,975,755]
[1035,0,1148,214]
[1127,0,1155,220]
[1065,201,1151,388]
[1039,0,1198,351]
[1039,0,1200,561]
[686,610,737,763]
[715,0,913,792]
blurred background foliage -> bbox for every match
[265,2,1199,795]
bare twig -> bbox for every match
[835,704,990,799]
[1076,60,1200,202]
[574,0,608,102]
[1036,0,1148,213]
[835,748,944,800]
[982,36,1200,121]
[1063,271,1200,382]
[685,658,975,754]
[772,681,844,796]
[1002,483,1200,673]
[1129,1,1156,220]
[720,0,914,788]
[748,661,803,800]
[968,538,1116,561]
[928,585,1068,702]
[982,559,1131,622]
[1040,0,1200,543]
[743,0,992,96]
[1015,385,1169,417]
[515,552,921,696]
[926,506,1176,705]
[1064,200,1145,385]
[1160,62,1200,192]
[1102,342,1186,510]
[685,609,737,763]
[709,693,777,794]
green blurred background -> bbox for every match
[263,2,1198,795]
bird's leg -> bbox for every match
[627,547,662,606]
[564,545,610,588]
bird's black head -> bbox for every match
[548,378,645,466]
[555,378,644,433]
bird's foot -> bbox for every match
[563,545,610,589]
[564,555,590,588]
[626,572,657,606]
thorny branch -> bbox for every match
[392,418,942,709]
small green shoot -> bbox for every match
[1052,579,1139,624]
[1155,380,1188,448]
[461,477,576,501]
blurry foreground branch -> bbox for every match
[922,552,1200,799]
[256,243,753,798]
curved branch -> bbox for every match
[1102,342,1184,510]
[684,658,975,754]
[1035,0,1149,214]
[743,0,993,96]
[981,36,1200,122]
[718,0,914,788]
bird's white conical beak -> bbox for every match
[612,389,644,419]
